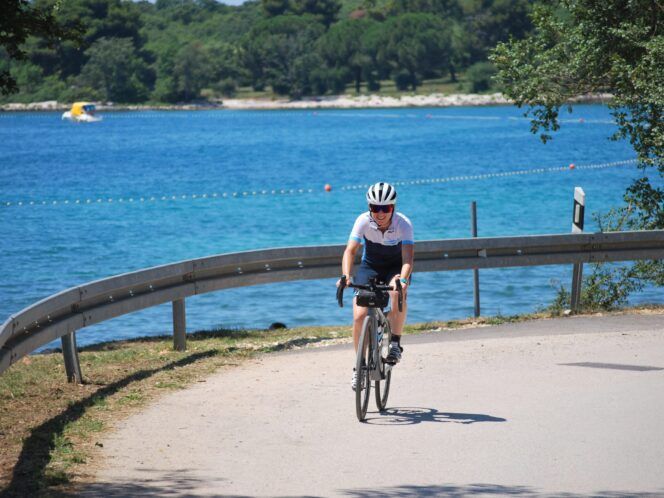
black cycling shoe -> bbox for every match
[385,342,403,364]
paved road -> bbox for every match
[82,314,664,497]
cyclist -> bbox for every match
[337,182,414,390]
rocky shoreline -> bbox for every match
[0,92,612,112]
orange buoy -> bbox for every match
[569,163,576,169]
[324,184,332,192]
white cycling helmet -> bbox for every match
[366,182,397,205]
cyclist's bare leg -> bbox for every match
[352,297,368,351]
[388,275,408,336]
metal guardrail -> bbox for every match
[1,230,662,378]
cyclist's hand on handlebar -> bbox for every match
[394,275,408,293]
[336,275,348,307]
[393,276,408,311]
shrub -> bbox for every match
[393,69,412,91]
[466,62,498,93]
[216,78,237,97]
[547,263,643,315]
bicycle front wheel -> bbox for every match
[375,320,392,411]
[355,315,373,422]
[375,369,391,411]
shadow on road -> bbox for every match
[75,470,238,498]
[74,479,664,498]
[0,351,218,498]
[364,407,506,425]
[339,484,664,497]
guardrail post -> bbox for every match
[570,187,585,312]
[471,201,480,317]
[61,332,82,383]
[173,299,187,351]
[571,263,584,311]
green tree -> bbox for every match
[360,21,390,83]
[378,13,452,90]
[10,61,45,96]
[260,0,341,26]
[290,0,341,27]
[0,0,82,94]
[242,15,325,97]
[172,42,216,101]
[79,37,149,102]
[41,0,145,79]
[261,0,290,16]
[385,0,461,18]
[491,0,663,296]
[466,61,497,92]
[317,18,377,93]
[461,0,533,63]
[448,19,471,82]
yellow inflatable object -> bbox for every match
[62,102,102,122]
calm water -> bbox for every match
[0,105,660,347]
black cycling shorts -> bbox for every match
[353,260,403,288]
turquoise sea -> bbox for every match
[0,105,660,347]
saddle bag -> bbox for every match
[356,289,389,308]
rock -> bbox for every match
[269,322,287,330]
[26,100,59,110]
[2,103,28,111]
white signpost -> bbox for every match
[471,201,480,317]
[571,187,585,311]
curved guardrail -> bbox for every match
[1,230,663,378]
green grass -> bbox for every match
[228,75,473,101]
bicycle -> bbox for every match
[337,275,403,422]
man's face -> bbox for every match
[369,204,394,228]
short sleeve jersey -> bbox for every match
[349,212,414,268]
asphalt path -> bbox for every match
[81,313,664,497]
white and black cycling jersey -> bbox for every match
[349,212,414,268]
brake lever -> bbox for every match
[396,279,403,313]
[336,275,347,308]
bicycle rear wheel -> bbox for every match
[375,320,392,411]
[355,316,373,422]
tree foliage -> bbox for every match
[79,37,151,102]
[377,13,452,89]
[491,0,663,296]
[261,0,341,26]
[1,0,539,102]
[243,15,326,97]
[0,0,82,94]
[317,18,376,92]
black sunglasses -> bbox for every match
[369,204,394,213]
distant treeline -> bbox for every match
[0,0,536,104]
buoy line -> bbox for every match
[1,111,616,124]
[0,158,638,209]
[340,159,637,191]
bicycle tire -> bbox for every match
[355,315,373,422]
[375,319,392,411]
